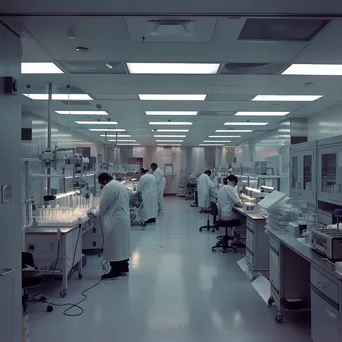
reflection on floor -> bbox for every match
[28,197,310,342]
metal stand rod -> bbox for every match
[46,82,52,195]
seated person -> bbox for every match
[217,174,242,221]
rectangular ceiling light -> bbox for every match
[203,140,231,143]
[235,112,289,116]
[152,129,189,132]
[208,135,241,138]
[23,94,93,100]
[155,140,184,142]
[224,122,268,126]
[145,111,198,116]
[282,64,342,76]
[149,122,192,126]
[139,94,207,101]
[108,140,136,142]
[56,110,109,115]
[199,144,224,146]
[100,134,131,138]
[89,129,126,132]
[21,62,64,74]
[75,121,118,125]
[252,95,322,102]
[127,63,220,74]
[216,129,253,133]
[117,143,140,146]
[157,144,182,146]
[154,135,186,138]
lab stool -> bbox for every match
[199,207,217,233]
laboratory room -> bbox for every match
[3,3,342,342]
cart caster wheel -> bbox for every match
[211,229,216,233]
[275,314,284,324]
[78,273,83,280]
[60,290,67,298]
[47,305,53,313]
[199,228,202,232]
[268,297,274,307]
[222,249,227,253]
[212,248,216,252]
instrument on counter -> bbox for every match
[311,229,342,261]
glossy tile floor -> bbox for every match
[28,197,310,342]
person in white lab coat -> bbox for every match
[197,170,216,209]
[97,173,131,279]
[137,168,158,224]
[151,163,165,215]
[217,174,242,221]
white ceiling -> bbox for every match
[3,11,342,147]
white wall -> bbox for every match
[0,25,22,342]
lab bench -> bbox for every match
[25,216,94,298]
[233,207,269,276]
[268,229,342,342]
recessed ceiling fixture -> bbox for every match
[224,122,268,126]
[154,135,186,138]
[203,140,231,143]
[139,94,207,101]
[149,122,192,125]
[152,129,189,132]
[89,129,126,132]
[208,135,241,138]
[216,129,253,133]
[56,110,108,115]
[253,95,322,101]
[282,64,342,76]
[145,111,198,116]
[108,140,136,142]
[117,143,140,146]
[21,62,64,74]
[75,121,118,125]
[127,63,220,74]
[100,134,131,138]
[235,111,289,116]
[23,94,93,100]
[76,46,89,52]
[155,140,184,142]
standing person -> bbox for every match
[96,173,131,280]
[137,168,158,224]
[151,163,165,215]
[217,174,242,221]
[197,170,216,210]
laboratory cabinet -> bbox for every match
[317,135,342,206]
[290,141,317,207]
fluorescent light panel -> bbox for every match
[21,62,63,74]
[108,140,136,142]
[253,95,322,102]
[145,111,198,116]
[100,134,131,137]
[155,140,184,142]
[208,135,241,138]
[203,140,231,143]
[56,110,109,115]
[149,122,192,125]
[23,94,93,100]
[75,121,118,125]
[282,64,342,76]
[235,111,289,116]
[139,94,206,101]
[154,135,186,138]
[216,129,253,133]
[117,143,140,146]
[157,144,182,146]
[127,63,220,74]
[89,129,126,132]
[224,122,268,126]
[152,129,189,132]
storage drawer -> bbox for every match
[246,249,254,267]
[269,236,279,252]
[311,267,339,305]
[246,236,254,253]
[269,248,280,291]
[246,218,254,232]
[246,228,254,242]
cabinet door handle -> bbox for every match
[0,268,14,276]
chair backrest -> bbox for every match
[210,202,218,217]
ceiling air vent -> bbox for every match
[221,62,287,75]
[198,112,220,117]
[58,61,127,74]
[148,19,194,37]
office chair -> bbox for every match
[22,252,53,313]
[210,202,241,253]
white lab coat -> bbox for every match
[197,173,216,208]
[153,167,165,213]
[217,184,241,221]
[137,173,158,220]
[99,180,131,262]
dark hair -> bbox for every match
[98,173,113,184]
[151,163,158,168]
[204,169,211,177]
[223,177,228,185]
[227,174,238,185]
[141,168,148,174]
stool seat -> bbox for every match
[214,219,241,228]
